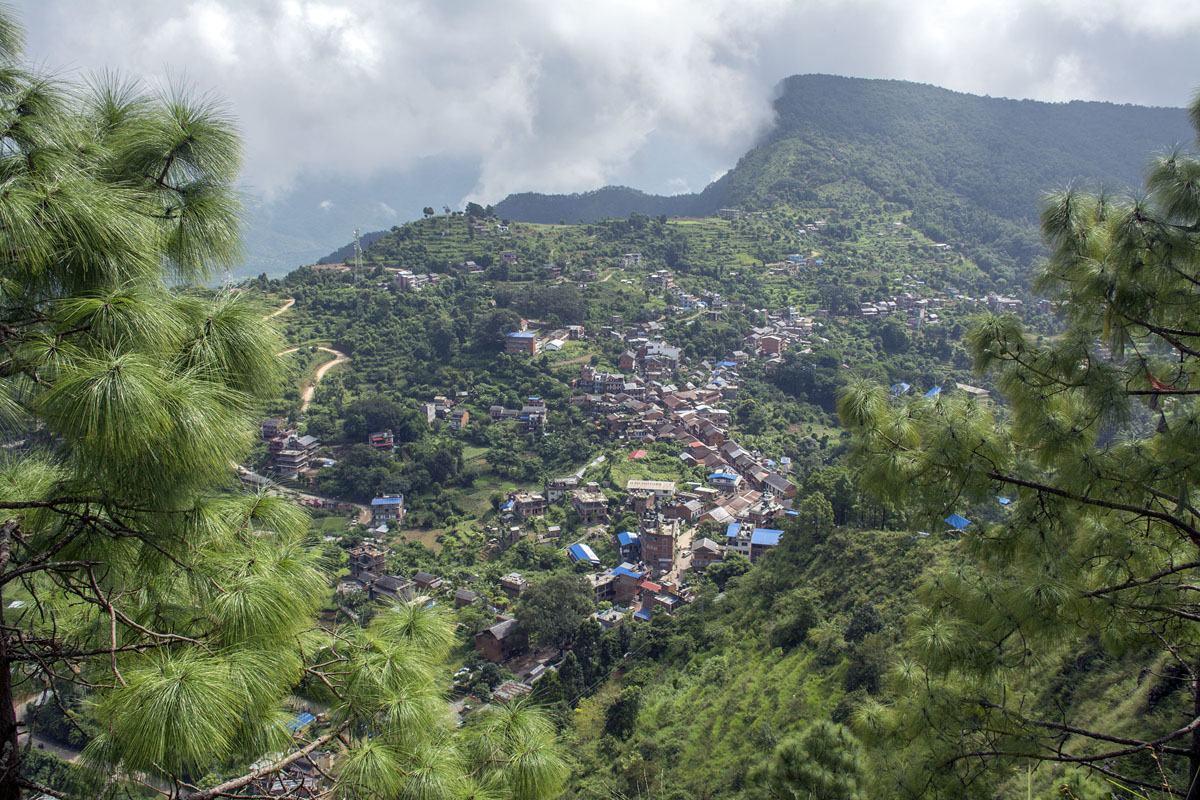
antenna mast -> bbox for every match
[353,227,362,271]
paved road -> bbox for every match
[572,454,606,479]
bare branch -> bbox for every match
[179,721,349,800]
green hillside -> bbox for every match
[233,76,1200,800]
[496,75,1192,285]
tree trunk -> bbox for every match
[0,600,20,800]
[1189,659,1200,800]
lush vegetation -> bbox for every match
[498,74,1193,290]
[7,16,1195,793]
[0,12,566,799]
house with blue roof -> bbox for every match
[616,531,640,560]
[567,543,600,566]
[726,522,750,557]
[726,522,784,561]
[370,494,404,526]
[286,712,315,734]
[749,528,783,562]
[709,472,742,492]
[944,513,971,530]
[924,386,942,398]
[611,562,647,604]
[504,331,540,355]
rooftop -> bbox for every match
[750,528,783,546]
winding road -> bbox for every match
[266,296,295,317]
[278,346,349,412]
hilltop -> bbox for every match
[495,75,1192,283]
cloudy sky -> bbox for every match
[11,1,1200,272]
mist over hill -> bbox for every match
[493,74,1192,282]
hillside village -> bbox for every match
[273,256,1003,701]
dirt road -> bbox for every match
[278,345,349,413]
[266,296,295,318]
[300,348,348,411]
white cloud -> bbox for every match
[12,0,1200,209]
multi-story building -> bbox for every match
[505,332,539,354]
[273,434,319,478]
[499,573,529,600]
[347,543,387,579]
[689,538,724,571]
[639,512,681,576]
[512,492,547,520]
[626,480,676,502]
[544,476,578,502]
[570,483,610,525]
[368,429,395,450]
[370,495,405,526]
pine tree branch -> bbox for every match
[977,700,1200,755]
[0,559,97,586]
[178,721,349,800]
[987,470,1200,546]
[954,751,1165,793]
[15,776,75,799]
[1082,560,1200,597]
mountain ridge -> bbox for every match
[489,74,1192,282]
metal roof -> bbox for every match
[750,528,783,546]
[568,543,599,563]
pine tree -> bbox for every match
[750,720,866,800]
[840,92,1200,797]
[0,11,566,799]
[573,618,604,684]
[558,651,586,706]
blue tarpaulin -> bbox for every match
[944,513,971,530]
[286,712,315,733]
[924,386,942,398]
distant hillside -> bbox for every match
[494,183,728,224]
[317,229,391,265]
[495,75,1193,282]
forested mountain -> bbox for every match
[496,75,1192,283]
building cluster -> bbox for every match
[426,395,469,430]
[340,539,446,610]
[858,290,949,327]
[390,267,444,292]
[488,397,547,431]
[503,320,586,356]
[261,417,321,480]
